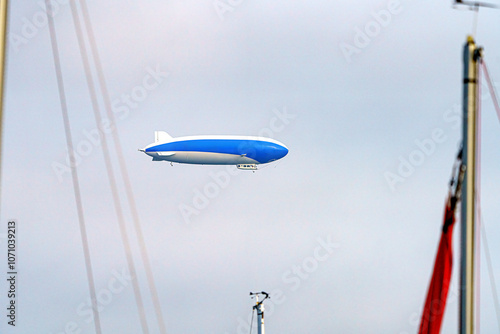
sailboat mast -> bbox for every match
[0,0,8,201]
[460,35,481,334]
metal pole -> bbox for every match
[0,0,8,205]
[256,295,265,334]
[251,292,268,334]
[460,35,481,334]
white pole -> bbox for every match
[256,295,265,334]
[251,292,269,334]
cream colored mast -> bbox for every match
[459,35,481,334]
[0,0,8,200]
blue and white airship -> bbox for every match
[140,131,288,170]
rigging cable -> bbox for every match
[476,54,482,332]
[77,1,167,332]
[481,60,500,122]
[249,307,255,334]
[68,1,149,332]
[479,57,500,332]
[479,214,500,332]
[44,1,102,333]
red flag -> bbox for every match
[418,197,456,334]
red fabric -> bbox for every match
[418,199,456,334]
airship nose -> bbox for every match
[277,145,289,158]
[268,144,288,162]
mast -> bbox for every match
[0,0,8,201]
[250,291,269,334]
[459,35,481,334]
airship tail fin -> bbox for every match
[155,131,172,143]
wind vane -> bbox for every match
[454,0,498,9]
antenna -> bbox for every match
[452,0,497,47]
[454,0,498,9]
[250,292,270,334]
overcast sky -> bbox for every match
[2,1,500,333]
